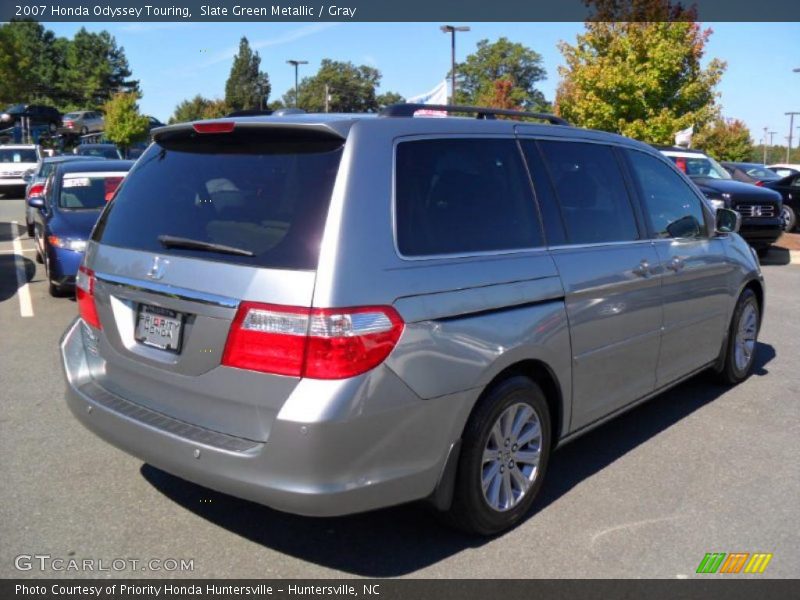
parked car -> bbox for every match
[74,143,123,159]
[767,163,800,178]
[720,161,782,185]
[0,144,42,197]
[62,106,763,535]
[23,155,99,236]
[659,147,783,254]
[61,111,104,135]
[762,172,800,232]
[29,160,133,296]
[0,104,62,133]
[146,115,165,130]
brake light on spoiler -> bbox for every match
[222,303,404,379]
[193,121,235,134]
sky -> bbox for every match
[45,21,800,145]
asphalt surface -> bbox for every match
[1,191,799,579]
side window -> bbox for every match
[626,150,707,239]
[395,138,543,256]
[538,141,640,244]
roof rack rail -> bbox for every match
[379,103,569,125]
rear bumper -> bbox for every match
[739,218,783,247]
[60,319,472,517]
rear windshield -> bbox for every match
[77,146,120,159]
[59,173,127,209]
[92,132,344,270]
[64,112,81,119]
[0,149,37,163]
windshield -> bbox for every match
[4,104,25,114]
[670,155,731,179]
[92,133,344,270]
[59,173,127,210]
[0,148,38,163]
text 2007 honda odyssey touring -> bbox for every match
[61,105,763,535]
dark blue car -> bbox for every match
[29,160,133,296]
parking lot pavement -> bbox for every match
[1,191,799,579]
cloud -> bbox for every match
[201,22,339,67]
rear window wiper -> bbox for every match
[158,235,255,257]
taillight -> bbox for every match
[76,266,101,329]
[193,121,235,134]
[222,302,404,379]
[28,183,44,198]
[755,180,764,187]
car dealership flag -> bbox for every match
[675,126,694,147]
[407,80,448,117]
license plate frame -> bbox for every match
[134,304,184,353]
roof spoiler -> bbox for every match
[379,103,569,126]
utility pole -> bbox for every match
[763,126,769,164]
[440,25,470,104]
[324,84,330,113]
[785,112,800,162]
[286,59,308,108]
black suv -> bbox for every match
[659,147,783,254]
[1,104,62,133]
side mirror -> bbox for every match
[715,207,741,234]
[22,170,34,183]
[27,197,45,210]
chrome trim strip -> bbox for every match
[95,272,240,308]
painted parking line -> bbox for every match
[11,221,34,318]
[0,248,36,254]
[791,251,800,265]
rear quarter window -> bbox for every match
[92,132,344,270]
[395,138,543,257]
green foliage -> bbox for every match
[749,145,800,165]
[170,95,229,123]
[0,21,137,110]
[556,21,725,144]
[224,37,270,111]
[693,118,753,161]
[103,92,149,150]
[376,91,405,108]
[284,60,381,112]
[454,38,548,111]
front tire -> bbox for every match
[715,288,760,385]
[782,205,797,233]
[445,376,551,536]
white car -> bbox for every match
[0,144,42,196]
[767,163,800,178]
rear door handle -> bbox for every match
[632,260,650,277]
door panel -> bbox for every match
[652,238,732,385]
[552,243,663,430]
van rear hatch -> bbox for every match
[81,121,346,442]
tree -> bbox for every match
[0,21,62,106]
[693,118,753,161]
[58,28,138,109]
[284,60,381,113]
[556,4,725,144]
[224,37,270,111]
[103,92,149,152]
[170,95,229,123]
[475,79,522,112]
[454,38,548,111]
[376,91,405,109]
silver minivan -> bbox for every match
[61,105,763,534]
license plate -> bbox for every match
[135,304,184,352]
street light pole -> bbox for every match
[786,112,800,162]
[440,25,470,104]
[286,59,308,108]
[763,126,769,164]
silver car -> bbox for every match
[61,110,104,135]
[61,106,764,535]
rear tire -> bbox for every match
[444,376,551,536]
[715,288,760,385]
